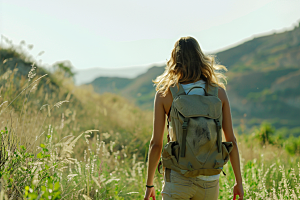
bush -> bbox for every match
[254,123,275,145]
[285,136,300,155]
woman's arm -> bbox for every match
[219,88,244,200]
[144,92,165,200]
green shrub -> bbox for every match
[254,123,275,145]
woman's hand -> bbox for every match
[144,187,156,200]
[233,183,244,200]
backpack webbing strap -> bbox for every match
[214,119,222,153]
[181,117,189,157]
[164,168,171,182]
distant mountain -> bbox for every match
[74,66,150,85]
[91,66,165,109]
[88,24,300,128]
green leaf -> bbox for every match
[53,191,61,199]
[41,186,47,192]
[40,143,45,148]
[28,193,38,199]
[54,182,60,191]
[37,152,43,159]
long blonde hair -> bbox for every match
[153,36,227,96]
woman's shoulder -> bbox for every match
[154,89,173,114]
[155,89,173,102]
[217,87,229,104]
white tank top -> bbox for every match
[181,80,206,95]
[173,80,220,181]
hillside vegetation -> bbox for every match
[0,43,154,160]
[89,24,300,130]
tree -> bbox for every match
[52,61,76,78]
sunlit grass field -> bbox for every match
[0,47,300,199]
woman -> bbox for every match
[144,36,244,200]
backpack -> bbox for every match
[159,83,233,178]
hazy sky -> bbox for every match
[1,0,300,70]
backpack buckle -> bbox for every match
[214,119,221,130]
[182,118,189,129]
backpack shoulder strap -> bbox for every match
[205,83,219,97]
[169,83,186,99]
[207,84,222,152]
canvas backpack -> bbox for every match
[159,83,233,179]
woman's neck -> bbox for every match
[180,79,202,85]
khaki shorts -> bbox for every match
[161,170,219,200]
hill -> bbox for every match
[0,45,153,157]
[90,66,164,109]
[89,24,300,129]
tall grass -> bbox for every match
[0,46,299,199]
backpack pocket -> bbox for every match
[161,141,183,172]
[222,142,233,165]
[214,142,233,168]
[162,141,179,160]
